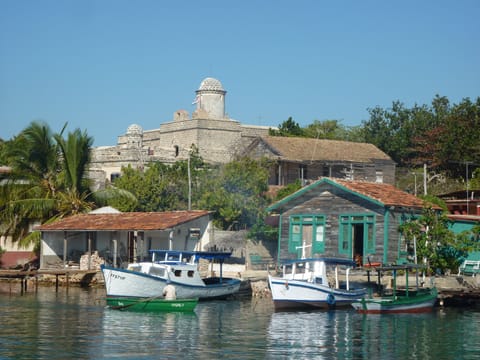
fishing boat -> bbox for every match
[268,257,367,310]
[351,264,438,314]
[106,296,198,312]
[101,250,241,301]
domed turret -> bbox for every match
[126,123,143,149]
[198,77,225,92]
[194,77,227,120]
[127,123,143,136]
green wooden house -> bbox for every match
[267,178,440,266]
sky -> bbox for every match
[1,1,479,146]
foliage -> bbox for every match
[399,207,479,274]
[248,217,278,242]
[0,121,132,249]
[418,194,448,212]
[269,118,365,142]
[303,119,365,142]
[275,179,302,200]
[470,168,480,189]
[269,117,304,137]
[197,157,270,229]
[362,95,480,180]
[111,147,208,212]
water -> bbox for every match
[1,286,480,360]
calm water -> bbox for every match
[1,285,479,360]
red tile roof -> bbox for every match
[36,210,211,231]
[269,178,441,212]
[333,179,438,209]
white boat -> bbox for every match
[101,250,241,300]
[268,257,367,310]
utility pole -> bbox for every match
[412,172,417,196]
[188,153,192,211]
[423,163,427,195]
[466,161,473,215]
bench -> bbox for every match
[458,260,480,277]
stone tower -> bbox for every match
[126,123,143,149]
[193,77,227,120]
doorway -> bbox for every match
[352,223,364,266]
[301,224,313,258]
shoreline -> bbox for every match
[1,268,480,306]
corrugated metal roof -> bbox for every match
[36,210,211,231]
[259,136,392,163]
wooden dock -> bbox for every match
[0,269,99,293]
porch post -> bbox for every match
[276,214,282,268]
[383,208,390,265]
[113,231,118,268]
[63,231,67,268]
[87,232,92,270]
[278,162,282,185]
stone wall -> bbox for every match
[90,117,271,183]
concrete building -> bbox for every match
[36,208,213,270]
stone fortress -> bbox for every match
[89,77,273,187]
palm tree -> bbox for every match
[0,121,60,246]
[54,128,95,216]
[0,121,135,249]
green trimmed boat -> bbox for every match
[106,296,198,312]
[351,264,438,314]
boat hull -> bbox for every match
[268,275,367,310]
[101,265,241,300]
[106,296,198,312]
[351,288,438,314]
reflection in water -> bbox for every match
[267,308,480,360]
[1,287,480,359]
[267,310,353,358]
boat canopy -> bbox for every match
[149,250,233,263]
[371,264,425,272]
[280,257,357,267]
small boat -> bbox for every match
[268,257,367,310]
[101,250,241,301]
[106,296,198,312]
[351,264,438,314]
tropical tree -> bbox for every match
[269,117,304,137]
[399,205,478,274]
[0,121,133,249]
[111,147,207,212]
[0,122,62,247]
[197,157,271,229]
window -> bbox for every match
[289,215,326,255]
[315,225,324,243]
[110,172,121,182]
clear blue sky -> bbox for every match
[1,0,479,146]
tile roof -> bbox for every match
[36,210,211,231]
[258,136,392,163]
[269,178,440,211]
[333,179,432,209]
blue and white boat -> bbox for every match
[101,250,241,301]
[268,257,367,310]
